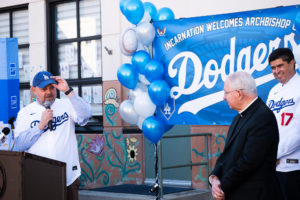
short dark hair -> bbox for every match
[268,48,294,64]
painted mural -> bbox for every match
[191,126,229,189]
[76,80,228,190]
[104,88,120,126]
[77,129,144,189]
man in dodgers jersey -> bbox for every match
[13,71,92,200]
[267,48,300,200]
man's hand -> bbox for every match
[51,76,70,93]
[209,175,225,200]
[39,109,53,130]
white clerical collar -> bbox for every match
[239,97,258,117]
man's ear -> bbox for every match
[237,89,243,99]
[290,59,295,69]
[31,86,36,94]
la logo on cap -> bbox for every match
[43,74,49,80]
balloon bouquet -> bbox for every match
[118,0,175,144]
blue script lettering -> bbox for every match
[51,112,69,131]
[268,98,295,113]
[168,32,299,114]
[30,112,69,131]
[30,120,40,128]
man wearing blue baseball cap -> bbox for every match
[13,71,92,200]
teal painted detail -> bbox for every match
[215,132,226,144]
[78,129,142,188]
[192,132,227,183]
[105,104,117,126]
[78,134,111,188]
[195,166,207,182]
[104,88,119,126]
[104,129,141,182]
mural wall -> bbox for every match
[77,81,228,189]
[191,125,229,189]
[78,80,146,189]
[77,131,144,189]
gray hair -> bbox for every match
[227,71,257,96]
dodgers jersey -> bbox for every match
[267,73,300,172]
[14,97,87,186]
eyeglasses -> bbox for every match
[223,89,249,96]
[224,90,237,95]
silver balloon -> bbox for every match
[137,116,145,130]
[119,100,139,124]
[139,74,150,85]
[136,22,155,46]
[137,41,145,51]
[129,82,148,102]
[133,91,156,117]
[119,27,138,56]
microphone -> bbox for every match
[44,101,53,131]
[8,117,15,130]
[0,127,10,144]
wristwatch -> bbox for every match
[64,86,73,95]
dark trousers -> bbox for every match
[67,178,80,200]
[277,170,300,200]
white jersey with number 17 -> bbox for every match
[267,73,300,172]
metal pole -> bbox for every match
[155,143,159,200]
[158,140,163,199]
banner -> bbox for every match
[153,5,300,125]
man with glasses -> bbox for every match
[267,48,300,200]
[209,71,282,200]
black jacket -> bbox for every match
[211,97,283,200]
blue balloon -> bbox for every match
[143,2,157,21]
[148,80,170,106]
[123,0,144,25]
[295,12,300,34]
[157,7,175,21]
[144,60,164,82]
[164,124,173,132]
[142,116,164,143]
[120,0,128,14]
[156,110,174,132]
[117,63,138,89]
[132,50,151,74]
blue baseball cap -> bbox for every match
[32,71,57,88]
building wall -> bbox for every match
[3,0,298,78]
[0,0,299,189]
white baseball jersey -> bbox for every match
[267,73,300,172]
[14,97,90,186]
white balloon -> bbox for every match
[139,74,150,85]
[137,116,145,130]
[136,22,156,46]
[137,41,145,51]
[129,82,148,102]
[119,100,139,124]
[133,92,156,117]
[119,28,138,56]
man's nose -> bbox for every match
[45,88,52,94]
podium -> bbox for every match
[0,151,66,200]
